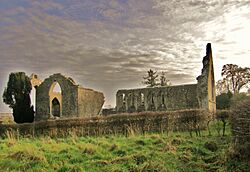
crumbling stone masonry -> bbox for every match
[116,43,216,113]
[35,73,104,121]
[197,43,216,113]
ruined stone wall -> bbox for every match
[30,74,42,88]
[36,74,78,120]
[116,84,199,113]
[116,43,216,114]
[78,88,105,117]
[197,43,216,113]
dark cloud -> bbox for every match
[0,0,250,111]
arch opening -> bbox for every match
[151,93,155,104]
[30,87,36,112]
[122,93,126,103]
[140,93,144,105]
[52,98,60,117]
[52,82,62,93]
[49,82,62,118]
[161,94,165,104]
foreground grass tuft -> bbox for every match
[0,124,248,172]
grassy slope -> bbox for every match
[0,123,247,172]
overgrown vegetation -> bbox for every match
[216,91,232,110]
[0,109,210,138]
[216,92,249,110]
[216,63,250,110]
[0,121,247,172]
[216,110,230,136]
[0,110,249,171]
[230,96,250,161]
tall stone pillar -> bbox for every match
[197,43,216,113]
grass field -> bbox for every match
[0,121,248,172]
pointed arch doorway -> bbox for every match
[49,82,62,118]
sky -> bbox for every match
[0,0,250,112]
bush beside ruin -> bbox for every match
[231,97,250,159]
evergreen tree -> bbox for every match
[2,72,34,123]
[142,69,158,87]
[159,72,171,87]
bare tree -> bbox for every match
[216,78,232,95]
[221,64,250,94]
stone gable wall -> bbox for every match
[36,73,79,120]
[36,73,104,121]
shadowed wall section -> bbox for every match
[78,88,105,117]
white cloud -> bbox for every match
[0,0,250,111]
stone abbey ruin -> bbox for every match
[116,43,216,114]
[0,43,217,139]
[28,43,215,121]
[30,73,104,121]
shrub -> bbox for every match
[0,109,211,138]
[204,141,218,152]
[216,110,230,136]
[231,97,250,160]
[216,92,232,110]
[230,93,248,107]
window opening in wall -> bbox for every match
[30,87,36,111]
[131,94,134,105]
[122,93,125,102]
[53,82,62,93]
[49,82,62,117]
[140,93,144,104]
[162,94,165,104]
[151,93,154,104]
